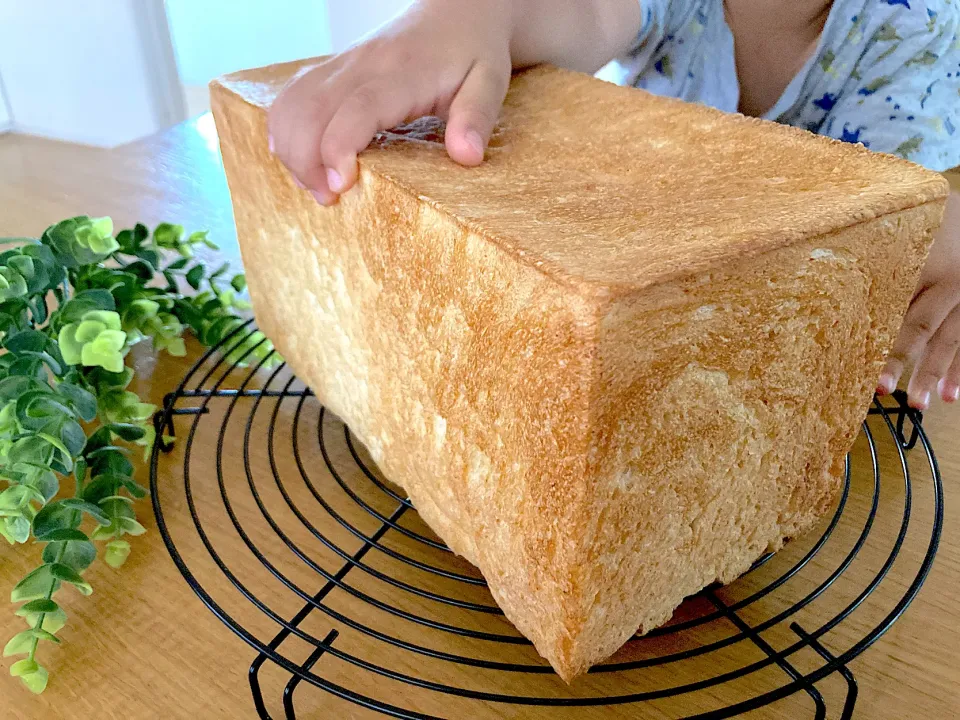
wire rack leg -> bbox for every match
[867,391,923,449]
[154,394,209,453]
[248,503,410,719]
[791,624,858,720]
[283,630,340,720]
[705,591,827,719]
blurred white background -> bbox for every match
[0,0,410,147]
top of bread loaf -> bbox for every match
[214,60,949,295]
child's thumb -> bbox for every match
[444,62,509,167]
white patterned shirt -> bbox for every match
[604,0,960,171]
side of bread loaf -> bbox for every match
[211,88,601,672]
[211,62,947,681]
[562,204,939,675]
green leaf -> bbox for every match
[43,538,96,572]
[123,260,155,281]
[99,496,135,520]
[80,474,122,505]
[58,498,109,525]
[57,323,83,366]
[82,426,113,454]
[74,456,87,486]
[32,502,81,539]
[17,606,66,635]
[59,419,86,458]
[166,257,189,271]
[4,628,59,658]
[23,470,57,503]
[208,262,230,281]
[57,382,97,422]
[135,247,161,268]
[121,477,148,499]
[36,432,73,472]
[27,296,49,325]
[0,522,17,544]
[8,435,53,467]
[152,223,184,249]
[5,516,30,543]
[119,517,147,536]
[80,329,126,373]
[10,658,38,676]
[86,447,134,479]
[105,423,146,442]
[17,599,58,614]
[162,270,178,292]
[17,391,74,430]
[3,329,49,354]
[39,528,89,542]
[10,565,55,603]
[0,374,37,403]
[104,539,131,569]
[90,523,115,541]
[42,216,117,268]
[49,563,93,595]
[230,274,247,292]
[19,664,49,694]
[57,289,115,326]
[0,485,31,511]
[185,264,205,291]
[4,630,35,657]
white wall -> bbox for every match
[166,0,333,117]
[327,0,411,51]
[166,0,333,86]
[0,70,11,132]
[0,0,185,146]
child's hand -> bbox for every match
[879,191,960,409]
[267,1,513,205]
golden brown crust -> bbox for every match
[211,62,946,681]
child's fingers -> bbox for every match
[269,76,341,204]
[279,114,338,205]
[907,305,960,410]
[320,80,427,194]
[942,353,960,403]
[444,61,510,166]
[880,285,956,395]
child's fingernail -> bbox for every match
[465,130,484,157]
[268,134,275,154]
[311,189,334,206]
[327,168,343,193]
[293,176,305,189]
[914,391,931,410]
[939,378,959,402]
[880,373,897,393]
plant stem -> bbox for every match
[26,541,67,663]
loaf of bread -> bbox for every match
[211,60,948,681]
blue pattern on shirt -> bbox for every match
[605,0,960,171]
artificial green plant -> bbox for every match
[0,217,277,693]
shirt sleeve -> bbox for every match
[599,0,676,86]
[822,4,960,172]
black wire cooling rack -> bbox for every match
[150,321,943,720]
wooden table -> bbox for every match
[1,121,958,720]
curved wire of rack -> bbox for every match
[150,322,944,720]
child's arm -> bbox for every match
[881,189,960,408]
[268,0,642,203]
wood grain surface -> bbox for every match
[0,124,958,719]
